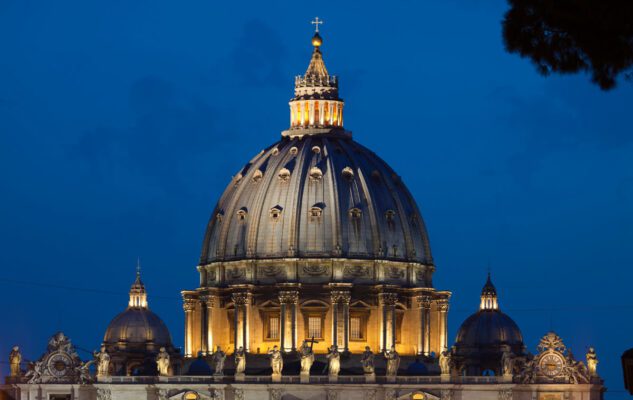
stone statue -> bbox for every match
[361,346,375,374]
[586,347,598,377]
[326,345,341,376]
[156,347,170,376]
[384,346,400,377]
[501,348,514,376]
[212,346,227,375]
[25,361,44,384]
[268,345,283,375]
[9,346,21,377]
[94,345,110,377]
[518,354,536,384]
[439,350,452,375]
[299,340,314,374]
[235,346,246,375]
[563,352,589,384]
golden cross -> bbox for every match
[311,17,323,33]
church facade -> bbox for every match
[1,23,604,400]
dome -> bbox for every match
[103,270,173,347]
[452,274,525,375]
[455,310,523,347]
[199,135,432,264]
[103,308,173,346]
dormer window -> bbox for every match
[237,208,248,221]
[349,208,362,219]
[278,168,291,182]
[309,167,323,181]
[342,166,354,181]
[270,206,283,221]
[310,206,323,221]
[252,170,263,183]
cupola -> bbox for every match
[286,18,345,134]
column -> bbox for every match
[279,290,299,352]
[332,296,338,347]
[437,298,450,352]
[341,292,351,352]
[182,298,196,357]
[232,292,252,352]
[280,302,286,351]
[379,292,398,351]
[202,295,215,354]
[416,295,431,356]
[200,298,208,355]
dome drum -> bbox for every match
[198,258,434,288]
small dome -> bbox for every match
[103,269,173,347]
[455,310,523,347]
[452,274,525,375]
[103,308,173,346]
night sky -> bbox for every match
[1,0,632,397]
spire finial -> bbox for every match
[311,17,323,33]
[136,257,141,278]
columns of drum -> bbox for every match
[330,289,351,352]
[416,295,432,356]
[199,295,216,355]
[182,299,197,357]
[378,292,398,352]
[231,292,252,353]
[278,290,299,352]
[437,299,450,352]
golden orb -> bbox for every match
[311,33,323,47]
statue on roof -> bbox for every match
[212,346,226,376]
[361,346,375,374]
[384,346,400,377]
[235,346,246,375]
[156,347,170,376]
[9,346,22,377]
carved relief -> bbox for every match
[210,388,225,400]
[343,265,370,278]
[385,389,398,400]
[261,265,282,277]
[269,388,283,400]
[96,388,112,400]
[302,265,328,276]
[226,267,246,280]
[498,390,513,400]
[415,267,426,282]
[386,266,405,279]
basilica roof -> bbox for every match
[199,32,433,266]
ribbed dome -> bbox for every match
[103,308,173,346]
[103,270,173,347]
[455,310,523,347]
[200,134,432,264]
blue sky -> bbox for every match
[1,0,632,396]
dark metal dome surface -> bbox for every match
[455,310,523,348]
[103,307,173,346]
